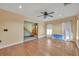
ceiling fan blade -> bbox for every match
[48,15,53,17]
[48,12,54,14]
[37,15,43,17]
[64,3,71,6]
[40,12,44,14]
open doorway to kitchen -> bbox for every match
[24,21,38,41]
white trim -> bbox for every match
[38,35,45,39]
[0,41,24,49]
[24,37,37,42]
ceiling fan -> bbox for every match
[37,11,54,19]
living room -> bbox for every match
[0,3,79,56]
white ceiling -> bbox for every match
[0,3,79,21]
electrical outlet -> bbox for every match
[4,29,8,32]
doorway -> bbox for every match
[24,21,38,41]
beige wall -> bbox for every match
[77,20,79,40]
[0,9,46,49]
[76,12,79,40]
[0,9,24,48]
[71,17,77,41]
[77,13,79,40]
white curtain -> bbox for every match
[62,22,73,41]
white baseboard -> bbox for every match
[0,41,24,49]
[38,35,45,39]
[24,37,36,42]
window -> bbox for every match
[47,24,52,36]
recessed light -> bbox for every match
[19,5,22,9]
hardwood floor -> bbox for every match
[0,38,79,56]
